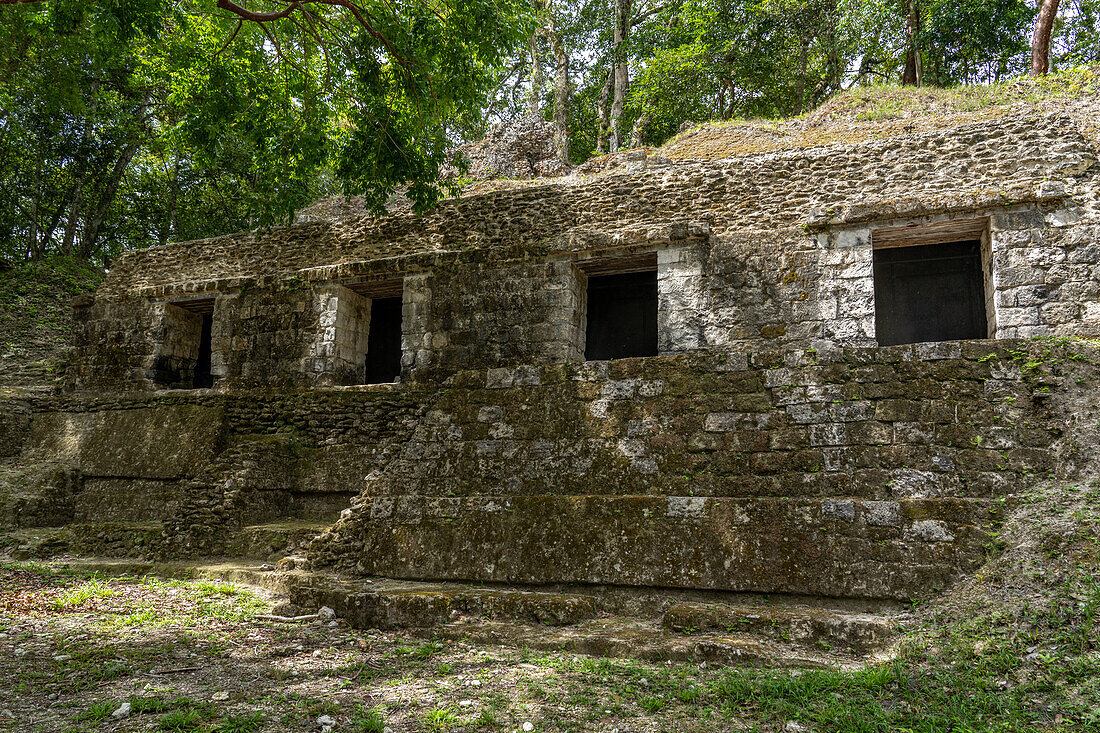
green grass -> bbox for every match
[158,709,204,731]
[51,576,116,609]
[208,712,264,733]
[74,701,116,722]
[661,65,1100,159]
[351,705,386,732]
[424,707,460,730]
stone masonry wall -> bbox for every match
[94,114,1096,298]
[307,285,371,386]
[8,338,1093,599]
[307,339,1080,600]
[65,113,1100,393]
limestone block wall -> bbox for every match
[307,284,371,386]
[410,258,589,373]
[63,112,1100,393]
[307,339,1085,600]
[66,298,165,392]
[401,272,434,375]
[8,339,1095,598]
[4,389,425,557]
[211,284,317,388]
[90,114,1095,299]
[989,206,1100,339]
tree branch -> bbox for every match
[630,0,672,27]
[216,0,300,22]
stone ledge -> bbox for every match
[805,185,1068,232]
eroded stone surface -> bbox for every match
[6,106,1100,657]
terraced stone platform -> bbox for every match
[2,339,1093,667]
[13,556,907,669]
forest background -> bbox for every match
[1,0,1097,268]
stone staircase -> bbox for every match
[17,554,907,669]
[0,457,342,564]
[284,572,906,667]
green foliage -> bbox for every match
[633,0,858,127]
[920,0,1035,85]
[336,0,532,212]
[351,705,386,733]
[0,0,531,265]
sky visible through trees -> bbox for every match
[0,0,1097,266]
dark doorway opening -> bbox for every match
[193,313,214,388]
[873,239,988,346]
[585,270,658,360]
[365,297,403,383]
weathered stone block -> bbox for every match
[26,405,225,479]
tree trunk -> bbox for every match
[1031,0,1061,75]
[527,31,543,116]
[901,0,921,86]
[629,113,648,149]
[609,0,631,153]
[60,184,84,256]
[79,139,140,259]
[27,162,41,259]
[596,69,613,155]
[164,154,180,247]
[547,17,570,164]
[795,39,809,113]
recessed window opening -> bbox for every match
[157,297,216,390]
[584,267,658,361]
[194,312,214,388]
[872,224,990,346]
[364,297,403,383]
[342,278,405,385]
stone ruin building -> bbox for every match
[3,110,1100,665]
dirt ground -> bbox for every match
[0,564,761,733]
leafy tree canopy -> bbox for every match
[0,0,531,265]
[3,0,1099,267]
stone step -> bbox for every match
[287,491,358,523]
[0,528,71,560]
[227,521,332,560]
[662,601,897,655]
[0,460,78,529]
[423,618,854,669]
[338,493,996,600]
[3,557,904,668]
[291,577,602,629]
[0,522,163,560]
[66,522,163,558]
[284,573,903,660]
